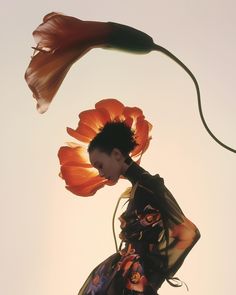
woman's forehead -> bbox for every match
[89,149,108,165]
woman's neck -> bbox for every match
[121,156,133,175]
[122,158,147,185]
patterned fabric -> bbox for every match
[78,162,200,294]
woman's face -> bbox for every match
[89,148,125,183]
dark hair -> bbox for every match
[88,121,138,156]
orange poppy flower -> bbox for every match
[58,98,152,196]
[25,12,155,113]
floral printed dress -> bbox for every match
[78,161,200,295]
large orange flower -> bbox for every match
[25,12,155,113]
[58,98,152,196]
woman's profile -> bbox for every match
[66,118,201,295]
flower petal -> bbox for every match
[25,48,88,113]
[79,109,111,133]
[66,178,108,196]
[58,145,91,167]
[67,123,97,143]
[58,98,152,196]
[25,12,112,113]
[61,165,109,196]
[131,118,152,158]
[33,12,111,53]
[123,106,143,120]
[61,165,98,186]
[95,99,125,121]
[123,106,144,129]
[66,108,111,143]
[33,12,83,52]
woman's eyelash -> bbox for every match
[95,164,102,169]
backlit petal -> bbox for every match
[58,98,152,197]
[123,106,144,129]
[95,99,125,121]
[60,165,116,196]
[66,108,111,143]
[123,107,143,121]
[58,145,91,167]
[67,123,97,143]
[25,12,112,113]
[66,177,108,196]
[25,48,88,113]
[61,166,98,186]
[79,109,111,133]
[131,118,152,158]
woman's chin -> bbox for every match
[106,177,118,185]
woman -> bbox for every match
[25,12,201,294]
[76,121,200,295]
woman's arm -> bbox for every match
[139,173,201,278]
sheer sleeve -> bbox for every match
[138,173,200,280]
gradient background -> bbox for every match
[1,1,236,294]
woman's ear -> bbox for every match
[112,148,124,161]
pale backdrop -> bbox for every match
[1,1,236,294]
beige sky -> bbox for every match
[1,1,236,294]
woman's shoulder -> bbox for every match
[132,171,166,207]
[138,171,165,192]
[125,161,164,190]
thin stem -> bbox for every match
[112,193,131,252]
[153,44,236,154]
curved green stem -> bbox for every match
[112,194,131,252]
[153,44,236,154]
